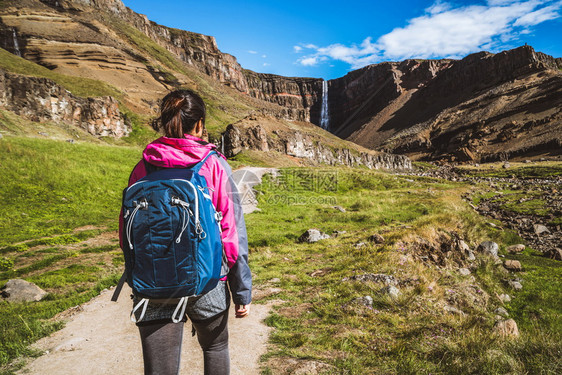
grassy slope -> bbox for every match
[0,135,560,373]
[248,168,561,374]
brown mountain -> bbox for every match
[329,47,562,162]
[1,0,560,163]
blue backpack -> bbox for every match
[112,151,227,323]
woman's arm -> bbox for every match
[209,155,252,307]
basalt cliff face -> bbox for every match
[337,46,562,162]
[0,0,560,163]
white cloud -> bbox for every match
[514,3,562,26]
[263,63,270,66]
[262,54,267,58]
[299,56,320,66]
[293,45,303,53]
[248,50,258,54]
[296,0,562,69]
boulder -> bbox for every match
[368,234,385,244]
[504,260,522,271]
[1,279,47,302]
[477,241,499,257]
[493,319,519,338]
[298,229,330,243]
[506,244,525,253]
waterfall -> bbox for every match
[221,133,225,155]
[12,29,21,57]
[320,80,329,130]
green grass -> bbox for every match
[0,137,560,374]
[457,162,562,179]
[247,168,561,374]
[0,136,140,246]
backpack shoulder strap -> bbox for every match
[191,150,217,173]
[143,159,161,175]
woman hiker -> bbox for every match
[119,89,252,375]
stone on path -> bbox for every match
[1,279,47,302]
[298,229,330,243]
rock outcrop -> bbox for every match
[0,68,129,137]
[219,116,412,169]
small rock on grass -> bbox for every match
[380,285,400,299]
[495,307,509,317]
[1,279,48,302]
[458,268,471,276]
[332,206,346,212]
[508,280,523,290]
[533,224,550,235]
[368,234,385,244]
[298,229,330,243]
[504,260,522,271]
[506,244,525,253]
[499,294,511,303]
[545,248,562,261]
[477,241,499,257]
[444,305,464,315]
[493,319,519,338]
[332,230,346,237]
[353,296,373,307]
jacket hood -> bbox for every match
[143,135,222,168]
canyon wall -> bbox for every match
[0,68,129,137]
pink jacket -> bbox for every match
[119,135,252,305]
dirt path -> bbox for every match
[17,285,273,375]
[17,167,280,374]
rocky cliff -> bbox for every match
[219,116,411,170]
[0,68,128,137]
[0,0,560,162]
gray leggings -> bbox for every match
[138,310,230,375]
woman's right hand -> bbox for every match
[235,303,251,318]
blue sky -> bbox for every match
[121,0,562,80]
